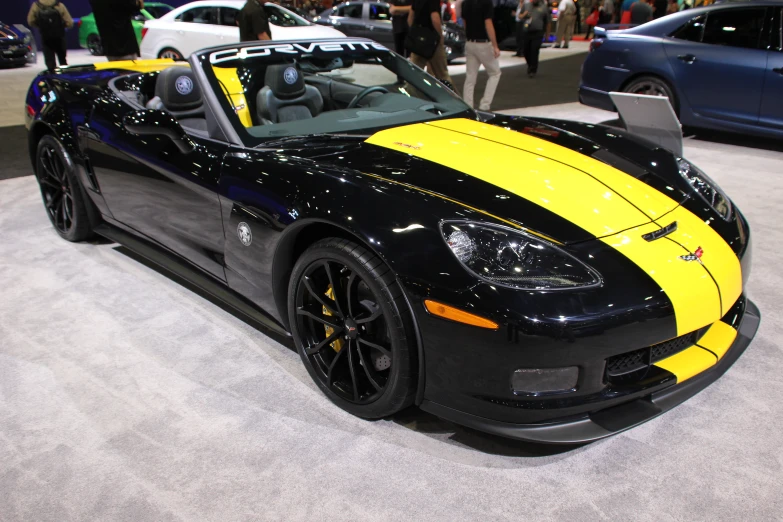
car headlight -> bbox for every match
[677,158,732,220]
[440,221,602,290]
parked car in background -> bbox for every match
[313,0,466,61]
[79,2,173,56]
[0,20,34,67]
[580,1,783,139]
[141,0,346,59]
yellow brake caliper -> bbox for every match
[324,286,344,353]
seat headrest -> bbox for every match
[264,64,306,99]
[154,66,202,112]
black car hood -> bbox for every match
[283,116,691,244]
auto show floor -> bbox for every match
[2,71,782,519]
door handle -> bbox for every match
[677,54,696,64]
[773,68,783,75]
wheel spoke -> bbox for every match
[45,192,62,210]
[358,337,391,358]
[356,344,383,391]
[40,177,59,190]
[304,327,345,356]
[346,271,358,317]
[322,261,345,318]
[63,195,73,222]
[59,199,67,229]
[303,276,341,318]
[346,340,360,402]
[296,307,341,330]
[356,307,382,325]
[40,151,57,181]
[326,347,345,387]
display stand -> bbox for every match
[609,92,683,157]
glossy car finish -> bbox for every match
[313,0,465,61]
[78,3,173,55]
[25,40,758,443]
[580,1,783,139]
[0,21,33,67]
[139,0,345,59]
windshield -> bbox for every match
[202,41,473,145]
[265,5,311,26]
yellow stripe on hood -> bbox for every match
[366,120,653,237]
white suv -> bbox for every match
[140,0,346,60]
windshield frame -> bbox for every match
[194,39,475,148]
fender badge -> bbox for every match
[237,222,252,246]
[679,246,703,261]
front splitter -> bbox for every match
[420,299,761,445]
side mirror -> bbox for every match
[122,109,195,154]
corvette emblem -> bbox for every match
[679,246,703,262]
[237,222,252,246]
[175,76,193,96]
[283,67,298,85]
[393,142,421,150]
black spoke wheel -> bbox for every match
[87,34,103,56]
[623,75,678,116]
[35,135,93,242]
[289,238,417,418]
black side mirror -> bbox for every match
[123,109,195,154]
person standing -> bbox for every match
[554,0,576,48]
[239,0,272,41]
[408,0,457,92]
[518,0,551,78]
[461,0,501,111]
[390,0,413,57]
[90,0,143,61]
[27,0,73,71]
[629,0,653,24]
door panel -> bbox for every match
[83,100,228,279]
[174,6,223,56]
[664,8,767,125]
[367,3,394,46]
[760,9,783,128]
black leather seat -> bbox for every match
[146,66,207,132]
[256,64,323,124]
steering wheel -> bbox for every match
[347,86,390,109]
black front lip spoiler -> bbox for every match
[420,299,761,444]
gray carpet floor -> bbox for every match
[1,125,782,520]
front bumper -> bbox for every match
[420,298,760,444]
[0,47,28,66]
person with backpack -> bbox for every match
[27,0,74,71]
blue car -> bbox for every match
[0,20,33,67]
[579,2,783,139]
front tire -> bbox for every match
[288,238,417,419]
[158,47,183,60]
[35,135,93,242]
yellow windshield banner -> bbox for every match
[93,59,178,73]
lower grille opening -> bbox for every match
[605,331,699,385]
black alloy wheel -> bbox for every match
[288,238,417,418]
[35,135,93,242]
[87,34,103,56]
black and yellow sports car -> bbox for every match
[25,39,759,443]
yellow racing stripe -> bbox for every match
[655,207,742,316]
[426,119,680,220]
[696,321,738,360]
[601,222,722,336]
[366,122,651,237]
[655,345,717,383]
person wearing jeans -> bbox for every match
[519,0,551,77]
[461,0,501,111]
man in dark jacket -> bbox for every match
[239,0,272,41]
[90,0,142,61]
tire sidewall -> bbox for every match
[35,135,88,242]
[159,48,183,60]
[287,241,414,419]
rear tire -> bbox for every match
[35,135,93,242]
[288,238,417,419]
[623,75,678,115]
[158,47,184,60]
